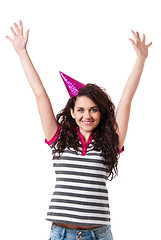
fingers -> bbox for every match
[25,29,29,42]
[128,38,136,46]
[14,22,20,35]
[9,20,23,38]
[136,31,141,41]
[131,30,139,43]
[131,30,152,47]
[10,26,17,37]
[147,42,152,47]
[5,35,13,42]
[19,20,23,35]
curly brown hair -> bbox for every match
[53,84,120,181]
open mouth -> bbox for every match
[82,121,94,125]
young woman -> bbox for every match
[6,20,152,240]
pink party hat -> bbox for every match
[59,71,85,98]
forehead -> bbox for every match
[74,96,97,107]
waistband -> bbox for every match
[51,222,110,233]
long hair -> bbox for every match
[53,84,120,180]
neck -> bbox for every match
[76,127,93,144]
[83,134,91,144]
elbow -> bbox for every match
[35,89,47,99]
[120,94,132,106]
[120,98,132,109]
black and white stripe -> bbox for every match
[46,144,110,226]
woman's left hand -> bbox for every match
[129,30,152,60]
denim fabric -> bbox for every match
[49,223,113,240]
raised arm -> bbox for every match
[116,30,152,150]
[6,20,58,141]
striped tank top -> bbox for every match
[45,125,124,227]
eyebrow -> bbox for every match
[76,106,98,109]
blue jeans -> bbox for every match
[49,222,113,240]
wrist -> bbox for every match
[17,48,28,58]
[136,54,146,64]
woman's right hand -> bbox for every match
[6,20,29,55]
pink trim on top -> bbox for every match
[45,125,61,146]
[118,145,124,153]
[76,127,93,156]
[45,124,124,154]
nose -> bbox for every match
[84,110,91,119]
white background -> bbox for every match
[0,0,161,239]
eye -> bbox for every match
[78,108,84,112]
[91,108,97,112]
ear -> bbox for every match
[70,108,75,119]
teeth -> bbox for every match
[83,121,93,123]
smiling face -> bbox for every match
[70,96,101,137]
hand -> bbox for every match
[6,20,29,55]
[129,30,152,60]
